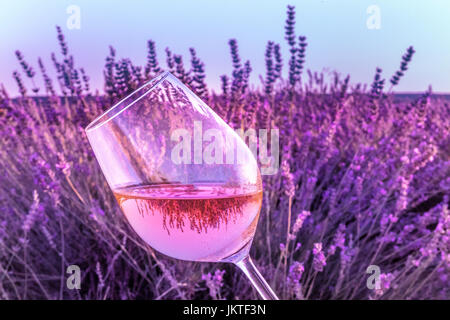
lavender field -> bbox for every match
[0,5,449,300]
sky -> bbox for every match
[1,0,449,96]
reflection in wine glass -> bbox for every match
[85,71,279,299]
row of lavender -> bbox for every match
[0,5,448,299]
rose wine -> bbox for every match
[113,183,262,262]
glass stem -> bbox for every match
[235,255,279,300]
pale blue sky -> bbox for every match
[1,0,449,95]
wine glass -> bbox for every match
[85,71,279,300]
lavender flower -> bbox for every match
[281,160,295,198]
[80,68,90,93]
[273,43,283,80]
[96,262,105,288]
[40,224,57,250]
[285,5,297,86]
[12,71,27,96]
[56,25,69,56]
[202,269,225,299]
[165,47,175,71]
[15,50,36,79]
[372,273,395,298]
[228,39,243,97]
[328,224,346,255]
[145,40,161,77]
[173,54,191,85]
[104,46,117,97]
[264,41,275,95]
[287,261,304,284]
[220,74,229,96]
[287,261,304,298]
[390,46,415,87]
[370,67,384,98]
[38,58,56,96]
[189,48,208,100]
[22,190,41,233]
[312,243,327,272]
[289,210,310,241]
[296,36,307,80]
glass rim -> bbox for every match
[84,70,171,133]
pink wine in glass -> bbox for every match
[113,183,262,262]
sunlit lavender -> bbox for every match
[0,5,449,300]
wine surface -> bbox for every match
[114,183,262,261]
